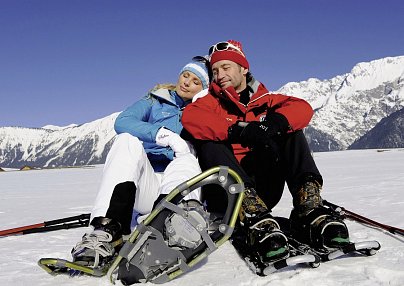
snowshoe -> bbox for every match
[39,217,123,277]
[231,188,320,276]
[38,166,245,283]
[261,211,381,275]
[286,230,380,264]
[232,214,321,276]
[288,204,380,264]
[232,212,290,276]
[287,177,380,260]
[109,166,245,284]
[289,205,350,249]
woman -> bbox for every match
[71,58,210,268]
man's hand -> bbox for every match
[227,121,246,143]
[227,113,289,147]
[239,121,278,147]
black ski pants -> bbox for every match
[193,130,322,212]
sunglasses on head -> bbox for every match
[208,42,245,56]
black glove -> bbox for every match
[227,121,246,143]
[229,112,289,147]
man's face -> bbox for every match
[211,60,248,92]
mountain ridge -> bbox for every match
[0,113,118,168]
[1,56,403,168]
[277,56,404,149]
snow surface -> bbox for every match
[1,149,403,286]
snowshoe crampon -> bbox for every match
[38,166,245,284]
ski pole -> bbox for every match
[323,200,404,237]
[0,213,91,237]
[10,221,90,236]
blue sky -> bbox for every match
[1,0,404,128]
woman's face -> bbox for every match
[175,71,203,100]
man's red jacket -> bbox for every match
[182,79,314,162]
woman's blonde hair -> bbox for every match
[145,83,176,102]
[149,83,176,93]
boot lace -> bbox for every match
[72,230,114,267]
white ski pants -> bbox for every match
[91,133,201,221]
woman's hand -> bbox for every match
[156,128,191,157]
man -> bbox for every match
[182,40,349,266]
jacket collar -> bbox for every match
[151,88,174,103]
[209,76,267,108]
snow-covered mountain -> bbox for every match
[1,56,403,168]
[278,56,404,150]
[0,113,118,168]
[349,106,404,149]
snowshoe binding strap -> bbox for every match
[290,206,350,249]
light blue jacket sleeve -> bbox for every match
[114,97,163,143]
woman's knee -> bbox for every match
[113,133,143,151]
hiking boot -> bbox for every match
[290,181,349,248]
[293,180,323,214]
[71,216,123,268]
[233,188,289,263]
[241,211,289,262]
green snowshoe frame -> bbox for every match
[38,166,245,284]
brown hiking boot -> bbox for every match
[290,181,349,248]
